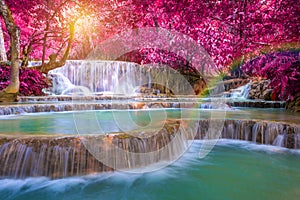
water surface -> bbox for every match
[1,108,299,135]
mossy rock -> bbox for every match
[0,91,18,102]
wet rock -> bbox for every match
[134,86,162,96]
[262,89,272,100]
[248,79,274,100]
[286,93,300,112]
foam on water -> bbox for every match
[215,139,300,155]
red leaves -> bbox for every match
[0,66,48,96]
[242,51,300,101]
[0,0,298,73]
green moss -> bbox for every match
[115,133,131,139]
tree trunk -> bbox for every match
[0,0,20,102]
[0,22,7,62]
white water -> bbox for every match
[223,83,251,99]
[40,60,196,96]
[295,134,300,149]
[48,60,140,95]
[272,134,285,147]
[1,140,300,200]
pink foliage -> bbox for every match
[88,0,299,71]
[242,51,300,100]
[0,66,48,96]
[1,0,299,71]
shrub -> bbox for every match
[241,51,300,101]
[0,66,48,96]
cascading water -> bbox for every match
[49,60,140,95]
[2,61,299,181]
[1,58,297,200]
[192,119,300,148]
[0,137,112,178]
[264,123,284,145]
[50,60,137,93]
[294,134,300,148]
[272,134,285,147]
[0,112,300,179]
[46,60,195,96]
[219,81,287,108]
[223,82,251,99]
[0,120,197,178]
[51,73,74,94]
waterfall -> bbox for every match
[1,119,299,178]
[252,123,259,143]
[294,134,300,149]
[0,120,195,178]
[195,119,299,148]
[49,60,140,95]
[272,134,285,147]
[46,72,77,95]
[264,123,284,145]
[224,83,251,98]
[45,60,195,96]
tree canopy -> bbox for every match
[1,0,298,71]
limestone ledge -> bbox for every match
[0,101,197,115]
[0,119,299,179]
